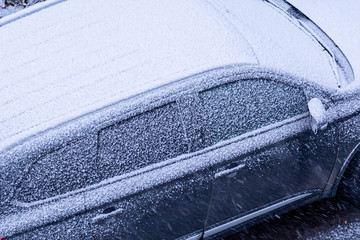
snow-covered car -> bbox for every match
[0,0,360,239]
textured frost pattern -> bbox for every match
[0,0,258,151]
[16,137,97,202]
[199,79,307,143]
[98,103,187,180]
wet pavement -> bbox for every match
[224,194,360,240]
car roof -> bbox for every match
[0,0,337,152]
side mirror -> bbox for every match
[308,98,328,134]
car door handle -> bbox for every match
[214,164,245,179]
[92,206,124,223]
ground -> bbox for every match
[226,193,360,239]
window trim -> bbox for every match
[197,77,308,146]
[10,112,310,209]
[96,101,190,180]
[201,112,309,151]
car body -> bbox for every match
[0,0,360,239]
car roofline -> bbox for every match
[0,0,66,27]
[0,64,331,156]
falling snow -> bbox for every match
[1,0,360,239]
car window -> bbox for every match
[199,79,307,144]
[98,102,187,181]
[15,137,97,202]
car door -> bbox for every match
[195,76,338,235]
[87,99,212,240]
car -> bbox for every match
[0,0,360,239]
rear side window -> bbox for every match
[98,102,187,180]
[15,137,97,203]
[199,79,307,144]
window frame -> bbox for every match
[96,101,190,179]
[192,73,311,151]
[12,134,100,204]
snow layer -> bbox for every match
[0,0,340,152]
[0,0,61,23]
[287,0,360,90]
[0,0,258,151]
[0,5,23,19]
[211,0,338,89]
[309,220,360,240]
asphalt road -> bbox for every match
[224,194,360,240]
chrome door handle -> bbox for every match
[92,206,124,223]
[214,164,245,179]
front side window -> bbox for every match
[199,79,307,144]
[98,102,187,180]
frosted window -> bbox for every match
[199,79,307,143]
[16,138,97,202]
[98,103,187,180]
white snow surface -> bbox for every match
[287,0,360,90]
[0,0,258,151]
[211,0,338,89]
[308,220,360,240]
[0,0,339,151]
[0,0,64,24]
[0,5,23,18]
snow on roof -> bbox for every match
[211,0,338,89]
[287,0,360,90]
[0,0,258,151]
[0,0,339,151]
